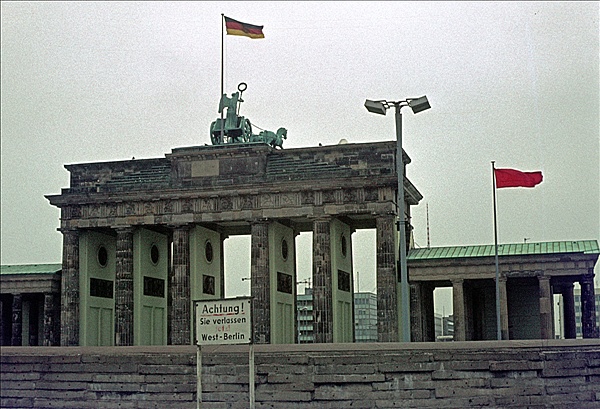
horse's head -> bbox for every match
[277,128,288,139]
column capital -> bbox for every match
[580,274,594,285]
[58,227,79,234]
[114,225,134,234]
[248,218,270,227]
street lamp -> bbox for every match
[364,96,430,342]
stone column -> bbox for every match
[421,284,436,342]
[312,218,333,343]
[409,282,423,342]
[452,279,466,341]
[11,294,23,346]
[60,228,79,346]
[115,227,134,346]
[580,274,598,339]
[43,292,60,346]
[376,215,398,342]
[170,225,191,345]
[251,220,270,344]
[499,277,509,340]
[538,276,553,340]
[561,283,577,339]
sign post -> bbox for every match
[194,297,253,409]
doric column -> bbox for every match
[538,276,553,339]
[11,294,23,346]
[421,283,436,342]
[43,292,60,346]
[312,217,333,343]
[60,228,79,346]
[452,279,466,341]
[499,277,509,340]
[170,225,191,345]
[580,274,598,339]
[251,220,270,344]
[115,227,134,346]
[409,283,423,342]
[561,283,576,339]
[376,215,398,342]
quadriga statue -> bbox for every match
[209,83,286,149]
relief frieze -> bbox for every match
[219,196,233,211]
[182,199,193,213]
[302,191,314,205]
[260,193,277,208]
[279,192,299,207]
[60,185,384,223]
[241,195,256,210]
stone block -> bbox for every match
[0,380,36,390]
[315,363,376,374]
[256,382,314,392]
[313,374,385,383]
[42,372,94,382]
[0,398,34,408]
[313,384,373,400]
[139,364,195,374]
[431,370,493,380]
[88,382,141,392]
[255,390,312,402]
[379,361,438,372]
[35,381,89,390]
[267,373,310,384]
[489,360,543,371]
[92,374,146,383]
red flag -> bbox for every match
[224,16,264,39]
[494,168,543,188]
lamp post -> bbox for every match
[364,96,430,342]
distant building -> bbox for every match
[569,288,600,339]
[0,264,61,346]
[297,289,314,344]
[297,290,378,343]
[354,292,377,343]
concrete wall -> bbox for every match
[1,340,599,409]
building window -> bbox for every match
[338,269,350,292]
[90,277,113,299]
[341,234,347,258]
[97,246,108,267]
[277,272,293,294]
[150,244,160,265]
[205,241,213,263]
[203,275,215,295]
[143,276,165,298]
[281,238,288,261]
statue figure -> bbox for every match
[210,83,252,145]
[208,83,287,148]
[257,127,287,149]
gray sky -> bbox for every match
[2,2,599,306]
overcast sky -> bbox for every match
[2,2,599,304]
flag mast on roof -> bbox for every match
[491,162,543,341]
[220,15,264,144]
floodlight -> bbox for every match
[364,100,388,115]
[407,96,430,114]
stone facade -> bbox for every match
[45,141,422,346]
[407,242,599,341]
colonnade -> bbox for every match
[58,215,402,346]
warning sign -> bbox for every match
[195,298,252,345]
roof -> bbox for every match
[408,240,600,261]
[1,263,62,275]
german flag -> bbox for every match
[224,16,264,39]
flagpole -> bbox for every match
[220,14,225,144]
[492,161,501,340]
